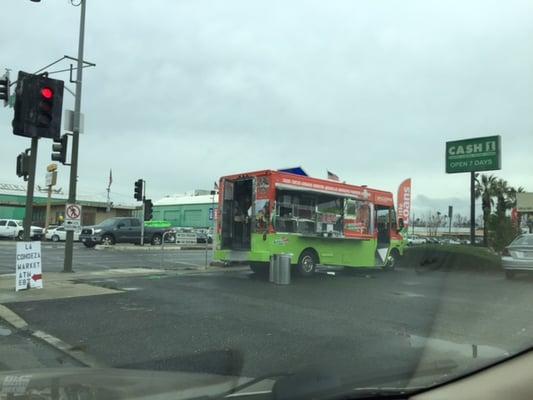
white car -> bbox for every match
[0,219,44,240]
[45,226,81,242]
[407,235,427,245]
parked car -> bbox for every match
[502,234,533,279]
[0,219,44,240]
[441,237,461,245]
[79,217,176,248]
[45,226,81,242]
[407,235,427,245]
[196,231,213,244]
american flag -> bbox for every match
[108,169,113,189]
[327,170,339,181]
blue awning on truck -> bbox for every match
[278,166,309,176]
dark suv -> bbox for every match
[79,217,175,248]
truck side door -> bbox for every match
[0,220,8,237]
[129,218,142,244]
[114,219,132,243]
[7,221,19,238]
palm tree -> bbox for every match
[507,186,525,208]
[475,174,496,246]
[494,178,510,220]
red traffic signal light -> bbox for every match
[12,71,64,140]
[40,87,53,99]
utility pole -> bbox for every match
[64,0,87,273]
[22,138,39,241]
[44,164,57,232]
[45,184,52,231]
[140,181,145,246]
[470,171,475,246]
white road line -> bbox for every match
[32,330,104,368]
[0,304,28,330]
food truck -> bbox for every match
[214,168,406,276]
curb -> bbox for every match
[95,245,213,251]
[0,304,28,330]
[0,305,104,368]
[32,330,104,368]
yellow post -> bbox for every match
[44,164,58,233]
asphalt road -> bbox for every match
[0,240,213,274]
[6,265,533,387]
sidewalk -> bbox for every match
[0,268,163,304]
[96,243,213,251]
[0,264,247,304]
[0,320,83,371]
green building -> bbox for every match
[153,193,218,229]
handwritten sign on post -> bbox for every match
[15,242,43,291]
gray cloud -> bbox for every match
[1,0,532,207]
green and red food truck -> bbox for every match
[214,169,407,276]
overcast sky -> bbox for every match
[1,0,532,217]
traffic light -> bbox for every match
[0,75,9,107]
[16,151,30,181]
[134,179,144,201]
[51,134,68,164]
[144,199,153,221]
[12,71,64,139]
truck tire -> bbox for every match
[101,234,115,246]
[249,262,268,276]
[297,249,318,277]
[51,235,60,242]
[151,234,162,246]
[83,241,96,248]
[385,248,400,270]
[17,231,24,240]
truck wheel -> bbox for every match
[385,249,400,270]
[101,234,115,246]
[151,234,162,246]
[297,249,317,277]
[83,241,96,248]
[249,262,268,276]
[17,231,24,240]
[51,235,60,242]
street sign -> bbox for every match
[176,232,197,244]
[45,171,57,187]
[445,135,501,173]
[64,203,82,231]
[15,241,43,291]
[63,109,85,133]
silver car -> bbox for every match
[502,234,533,278]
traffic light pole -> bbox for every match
[470,171,476,246]
[140,180,145,246]
[22,137,39,241]
[64,0,87,273]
